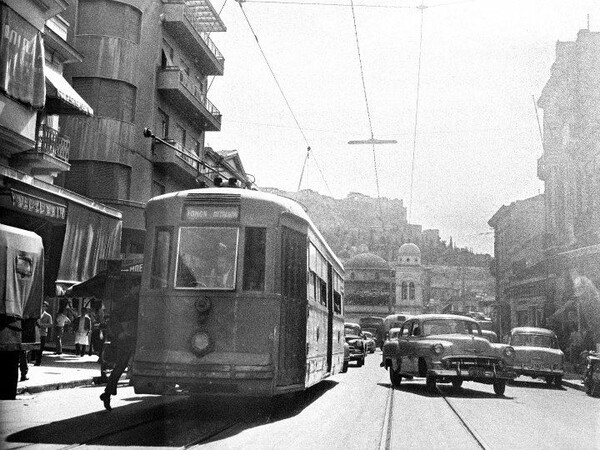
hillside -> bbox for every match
[262,188,492,267]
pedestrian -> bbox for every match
[54,306,71,355]
[73,308,92,357]
[100,281,140,411]
[34,301,53,366]
[19,351,29,381]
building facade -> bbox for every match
[0,0,122,299]
[57,0,251,256]
[536,28,600,350]
[344,252,394,321]
[488,195,546,335]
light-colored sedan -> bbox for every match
[507,327,564,387]
[381,314,517,396]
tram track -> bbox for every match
[380,383,491,450]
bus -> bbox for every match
[132,187,345,397]
[358,316,384,348]
[382,313,413,341]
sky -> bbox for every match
[205,0,600,254]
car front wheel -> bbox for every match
[342,361,348,373]
[357,357,364,367]
[554,375,562,387]
[493,380,506,396]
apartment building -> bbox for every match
[58,0,250,256]
[0,0,122,296]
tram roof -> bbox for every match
[148,188,344,272]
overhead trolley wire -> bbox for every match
[349,0,385,229]
[236,0,333,195]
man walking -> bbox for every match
[35,302,52,366]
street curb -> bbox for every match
[17,378,96,395]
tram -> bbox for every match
[132,187,345,397]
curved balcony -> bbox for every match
[157,67,221,131]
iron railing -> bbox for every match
[35,124,70,162]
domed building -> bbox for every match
[395,243,425,314]
[344,251,395,321]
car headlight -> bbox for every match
[431,343,444,355]
[503,346,515,360]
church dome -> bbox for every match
[398,243,421,265]
[345,252,389,269]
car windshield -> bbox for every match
[511,333,555,348]
[345,325,360,336]
[422,319,480,336]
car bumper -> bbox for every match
[511,367,564,378]
[430,368,517,380]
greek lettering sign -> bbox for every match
[183,205,239,221]
[12,190,66,220]
[0,4,45,108]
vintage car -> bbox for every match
[363,331,377,353]
[344,322,367,367]
[381,314,517,396]
[481,330,499,343]
[507,327,564,387]
[342,341,350,372]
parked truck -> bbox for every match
[0,224,44,399]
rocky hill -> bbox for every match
[262,188,491,267]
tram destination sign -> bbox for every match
[183,205,239,221]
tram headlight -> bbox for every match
[191,331,213,356]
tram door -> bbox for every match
[277,226,307,387]
[326,263,333,372]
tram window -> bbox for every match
[243,227,266,291]
[150,227,171,288]
[175,227,239,289]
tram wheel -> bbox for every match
[493,380,506,396]
[389,368,402,387]
[545,376,553,386]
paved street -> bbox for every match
[1,350,598,450]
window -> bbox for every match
[409,282,415,300]
[161,40,174,68]
[282,227,306,300]
[176,227,239,289]
[150,228,171,289]
[333,271,343,314]
[157,109,169,138]
[243,227,266,291]
[401,281,408,300]
[174,123,186,148]
[308,243,328,306]
[16,253,33,277]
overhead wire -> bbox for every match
[349,0,385,229]
[236,0,332,195]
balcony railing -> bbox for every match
[35,124,70,162]
[183,6,224,64]
[174,67,221,120]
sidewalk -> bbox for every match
[16,351,105,395]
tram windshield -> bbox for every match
[175,227,239,289]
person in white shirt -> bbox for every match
[54,306,71,355]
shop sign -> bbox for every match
[0,4,45,108]
[12,190,66,220]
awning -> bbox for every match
[44,64,93,116]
